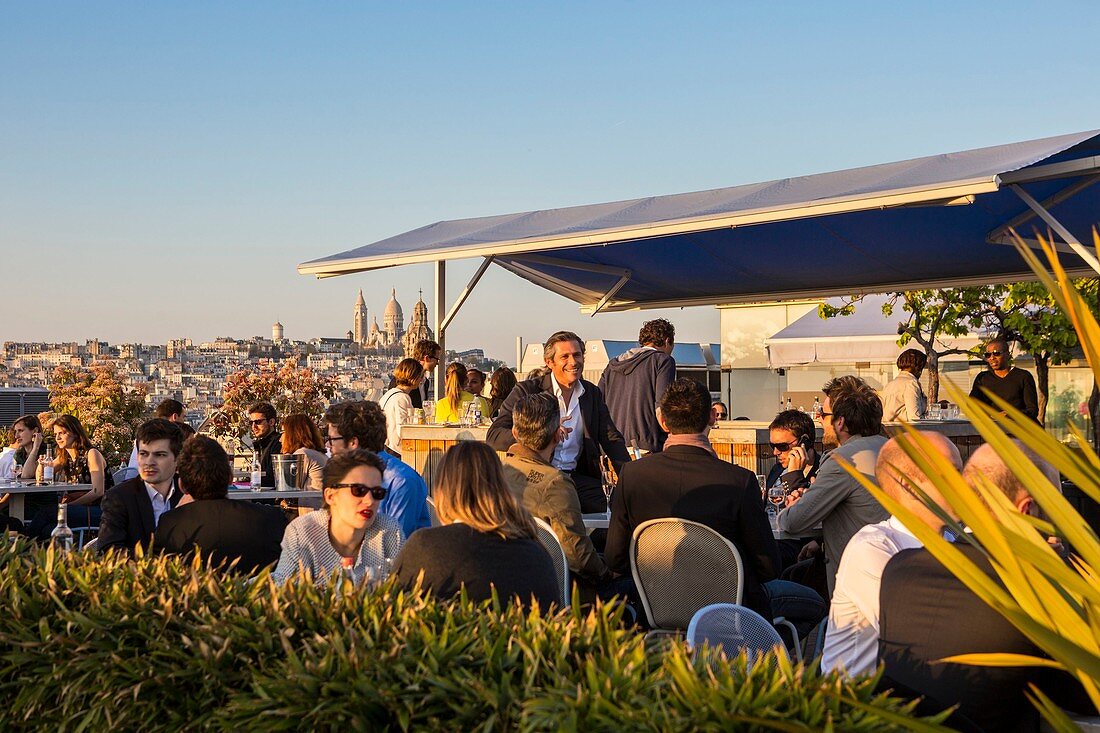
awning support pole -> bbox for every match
[590,273,632,316]
[440,256,494,333]
[433,261,445,400]
[1008,184,1100,275]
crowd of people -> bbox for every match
[0,324,1087,729]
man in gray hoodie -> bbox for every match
[598,318,677,453]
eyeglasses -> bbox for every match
[820,411,833,419]
[714,411,728,419]
[770,441,795,451]
[324,435,346,445]
[249,419,271,427]
[327,483,387,500]
[983,350,1004,358]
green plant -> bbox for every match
[48,363,148,465]
[0,538,950,731]
[214,357,338,441]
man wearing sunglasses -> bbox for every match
[247,402,281,488]
[765,409,819,494]
[969,337,1039,422]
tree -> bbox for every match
[821,288,990,402]
[49,363,148,465]
[215,357,339,441]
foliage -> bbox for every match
[821,289,989,402]
[48,363,148,465]
[215,357,339,440]
[839,231,1100,728]
[0,539,951,732]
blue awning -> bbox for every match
[299,130,1100,312]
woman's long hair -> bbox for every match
[52,414,94,477]
[433,441,536,540]
[443,362,469,414]
[281,414,325,454]
[488,367,518,418]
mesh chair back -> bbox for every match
[425,497,442,528]
[630,518,744,631]
[687,603,788,668]
[82,537,98,552]
[532,517,570,606]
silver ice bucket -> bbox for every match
[272,453,304,492]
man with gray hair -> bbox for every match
[500,392,612,591]
[488,330,630,513]
[821,431,962,676]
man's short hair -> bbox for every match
[393,358,425,390]
[822,375,883,437]
[412,340,441,361]
[177,436,230,500]
[543,331,584,361]
[136,418,184,457]
[896,349,927,373]
[639,318,675,348]
[963,441,1058,504]
[154,399,185,419]
[769,409,815,443]
[248,402,277,420]
[512,393,560,451]
[659,378,712,434]
[324,401,387,452]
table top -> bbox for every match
[1,482,90,494]
[226,488,320,500]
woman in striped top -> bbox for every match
[270,449,404,585]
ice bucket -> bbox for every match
[272,453,304,492]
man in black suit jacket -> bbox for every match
[603,378,782,619]
[155,436,287,574]
[488,331,630,513]
[99,419,185,556]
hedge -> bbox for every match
[0,538,949,731]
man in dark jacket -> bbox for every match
[155,436,287,574]
[247,401,282,488]
[598,318,677,454]
[488,331,630,513]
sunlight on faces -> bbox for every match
[249,412,274,439]
[770,428,799,469]
[324,464,383,532]
[325,423,359,456]
[138,438,177,488]
[53,426,77,451]
[546,340,584,388]
[12,423,36,449]
[822,396,840,450]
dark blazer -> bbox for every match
[879,544,1093,732]
[98,476,182,556]
[603,444,781,619]
[154,498,288,574]
[486,374,630,478]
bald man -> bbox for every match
[820,431,962,676]
[963,440,1056,517]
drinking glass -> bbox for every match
[767,486,785,532]
[599,455,616,515]
[755,474,767,500]
[369,558,394,585]
[12,463,23,488]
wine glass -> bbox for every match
[11,462,22,488]
[599,455,616,516]
[767,485,785,531]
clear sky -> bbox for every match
[3,2,1099,361]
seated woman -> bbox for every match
[39,415,111,533]
[280,414,327,490]
[270,449,404,585]
[434,362,490,424]
[3,415,48,529]
[379,358,425,454]
[487,367,518,419]
[393,441,558,608]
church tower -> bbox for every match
[353,289,368,345]
[383,288,404,345]
[402,289,435,357]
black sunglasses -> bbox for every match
[327,483,387,500]
[983,350,1004,358]
[249,418,272,427]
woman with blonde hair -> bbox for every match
[434,362,490,424]
[379,358,425,454]
[280,414,327,490]
[393,441,557,607]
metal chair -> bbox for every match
[72,527,99,549]
[425,496,442,528]
[532,517,570,606]
[687,603,789,669]
[630,518,744,632]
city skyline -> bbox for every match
[3,3,1098,359]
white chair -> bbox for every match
[630,518,744,632]
[425,496,441,528]
[531,517,570,606]
[687,603,789,669]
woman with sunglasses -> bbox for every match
[392,441,558,608]
[270,449,404,585]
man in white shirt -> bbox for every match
[820,431,961,676]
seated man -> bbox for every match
[605,378,824,633]
[98,419,185,556]
[323,401,430,536]
[154,436,288,574]
[500,392,612,594]
[877,441,1093,730]
[766,409,819,492]
[821,431,961,676]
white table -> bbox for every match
[226,488,321,501]
[2,482,79,522]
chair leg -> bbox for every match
[772,617,802,662]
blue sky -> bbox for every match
[3,2,1099,361]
